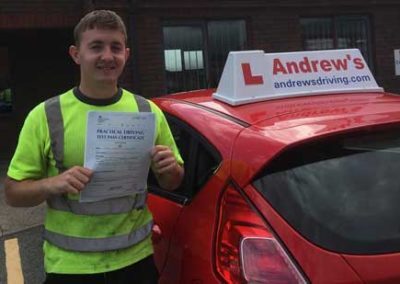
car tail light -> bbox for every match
[215,185,307,284]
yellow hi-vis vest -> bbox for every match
[44,94,153,252]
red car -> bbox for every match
[148,50,400,283]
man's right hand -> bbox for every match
[44,166,93,196]
[5,166,93,207]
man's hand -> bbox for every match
[44,166,93,196]
[151,145,184,191]
[151,145,178,175]
[5,166,93,207]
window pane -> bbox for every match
[336,16,370,65]
[183,50,204,70]
[163,21,246,93]
[0,47,12,113]
[208,20,247,87]
[194,143,220,192]
[253,127,400,254]
[163,26,207,93]
[301,16,372,68]
[301,18,334,50]
[164,49,182,72]
[164,114,221,198]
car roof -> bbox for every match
[160,89,400,129]
[157,89,400,187]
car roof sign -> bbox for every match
[212,49,383,106]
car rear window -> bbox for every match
[253,126,400,254]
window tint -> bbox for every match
[148,114,221,202]
[253,126,400,254]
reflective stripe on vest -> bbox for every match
[47,193,147,216]
[45,96,66,173]
[44,221,153,252]
[43,92,152,251]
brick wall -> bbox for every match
[373,8,400,93]
[130,1,400,96]
[1,0,400,158]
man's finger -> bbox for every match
[156,163,177,174]
[72,166,93,177]
[68,178,86,192]
[155,157,175,168]
[67,167,92,184]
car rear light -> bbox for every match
[215,185,307,284]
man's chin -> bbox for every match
[96,77,118,85]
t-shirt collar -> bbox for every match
[73,87,122,106]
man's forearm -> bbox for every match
[5,167,93,207]
[4,177,51,207]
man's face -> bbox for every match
[69,28,129,87]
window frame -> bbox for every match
[161,19,248,94]
[148,113,222,205]
[300,15,373,71]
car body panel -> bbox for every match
[160,167,228,284]
[166,89,400,126]
[343,254,400,283]
[153,97,245,158]
[148,194,183,274]
[150,97,244,283]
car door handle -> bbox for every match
[151,224,163,244]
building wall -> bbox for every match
[132,1,400,97]
[1,0,400,158]
[373,8,400,92]
[0,29,78,159]
[0,0,85,159]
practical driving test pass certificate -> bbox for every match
[80,111,155,202]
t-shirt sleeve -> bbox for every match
[7,103,49,181]
[150,101,184,165]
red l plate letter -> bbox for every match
[241,63,264,85]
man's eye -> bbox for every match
[91,45,102,50]
[112,46,123,53]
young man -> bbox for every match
[5,10,184,284]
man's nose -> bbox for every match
[101,47,114,60]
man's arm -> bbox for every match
[4,166,93,207]
[151,145,184,191]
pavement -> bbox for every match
[1,226,45,284]
[0,160,46,237]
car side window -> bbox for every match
[148,113,221,204]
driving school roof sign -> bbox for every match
[213,49,383,105]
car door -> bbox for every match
[148,115,192,272]
[148,113,223,283]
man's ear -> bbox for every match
[125,47,130,61]
[69,45,80,64]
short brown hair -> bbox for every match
[73,10,127,45]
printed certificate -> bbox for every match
[81,111,155,202]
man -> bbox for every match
[5,10,184,284]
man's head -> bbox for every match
[69,10,130,94]
[73,10,127,46]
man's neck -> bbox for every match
[78,82,118,99]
